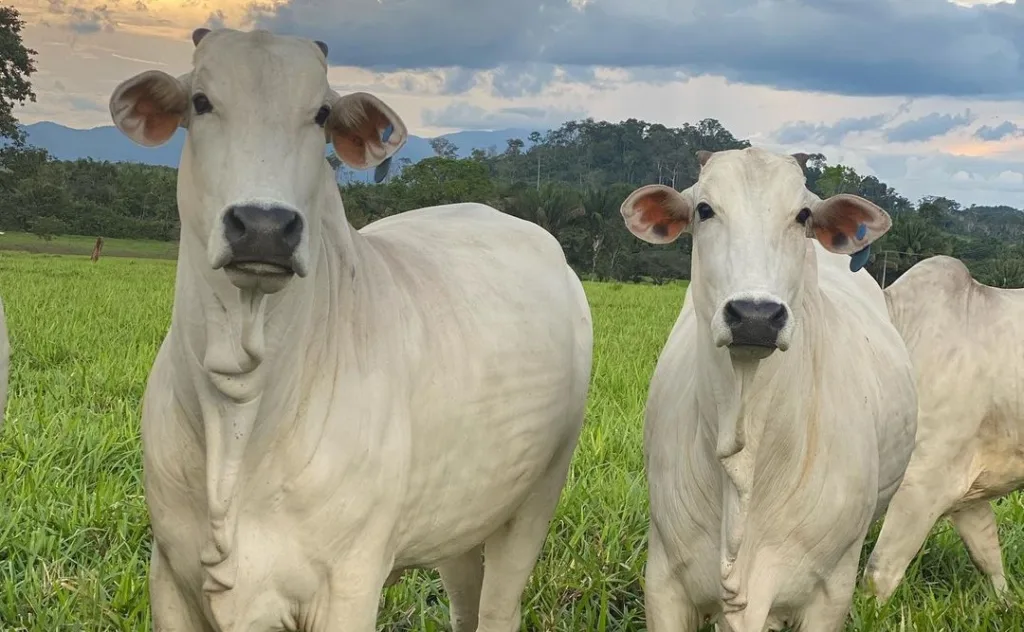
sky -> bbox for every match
[13,0,1024,208]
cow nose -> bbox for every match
[223,205,303,267]
[723,299,788,348]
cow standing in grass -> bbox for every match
[622,148,917,631]
[864,255,1024,601]
[108,27,593,632]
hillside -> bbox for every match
[14,121,542,172]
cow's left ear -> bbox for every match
[326,91,407,171]
[809,193,891,255]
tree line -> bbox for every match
[3,116,1024,287]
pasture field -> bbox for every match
[0,233,177,261]
[0,249,1022,631]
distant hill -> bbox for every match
[14,121,544,173]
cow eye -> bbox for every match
[315,105,331,127]
[192,93,213,115]
[696,202,715,221]
[796,207,811,225]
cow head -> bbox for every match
[620,147,891,360]
[108,27,406,294]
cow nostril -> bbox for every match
[769,304,788,326]
[281,212,303,248]
[224,208,247,243]
[724,301,744,326]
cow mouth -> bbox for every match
[222,258,296,294]
[727,342,778,361]
[224,260,295,276]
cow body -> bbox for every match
[112,28,593,632]
[620,148,917,631]
[865,255,1024,600]
[645,243,916,631]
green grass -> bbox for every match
[0,232,178,260]
[0,250,1022,631]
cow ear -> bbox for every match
[110,70,190,147]
[326,91,407,170]
[620,184,694,245]
[810,193,891,255]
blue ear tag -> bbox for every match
[849,245,871,272]
[373,124,395,183]
[855,223,867,240]
[373,157,392,183]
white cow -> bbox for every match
[109,28,593,632]
[623,148,918,631]
[864,255,1024,601]
[0,296,7,428]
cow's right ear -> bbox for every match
[620,184,694,244]
[326,91,407,171]
[110,70,190,147]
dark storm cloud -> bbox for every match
[883,110,975,143]
[975,121,1023,142]
[255,0,1024,98]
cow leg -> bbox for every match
[863,451,970,603]
[319,561,390,632]
[473,444,576,632]
[645,525,699,631]
[949,501,1009,598]
[794,543,861,632]
[438,545,484,632]
[150,541,213,632]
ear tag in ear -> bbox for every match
[849,245,871,272]
[855,223,867,240]
[374,157,392,183]
[372,124,395,183]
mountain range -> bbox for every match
[14,121,543,172]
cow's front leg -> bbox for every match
[151,541,214,632]
[313,557,391,632]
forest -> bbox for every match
[2,115,1024,287]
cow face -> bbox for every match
[108,28,406,294]
[620,147,891,360]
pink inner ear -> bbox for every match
[631,190,687,240]
[331,104,391,169]
[813,197,878,251]
[123,81,183,144]
[335,133,368,168]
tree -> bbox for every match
[29,215,67,241]
[429,137,458,159]
[0,6,37,145]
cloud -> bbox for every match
[69,6,116,34]
[775,114,891,146]
[46,1,118,34]
[883,109,976,143]
[422,102,586,131]
[206,10,227,29]
[867,151,1024,204]
[773,101,912,146]
[975,120,1023,142]
[255,0,1024,98]
[68,96,106,112]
